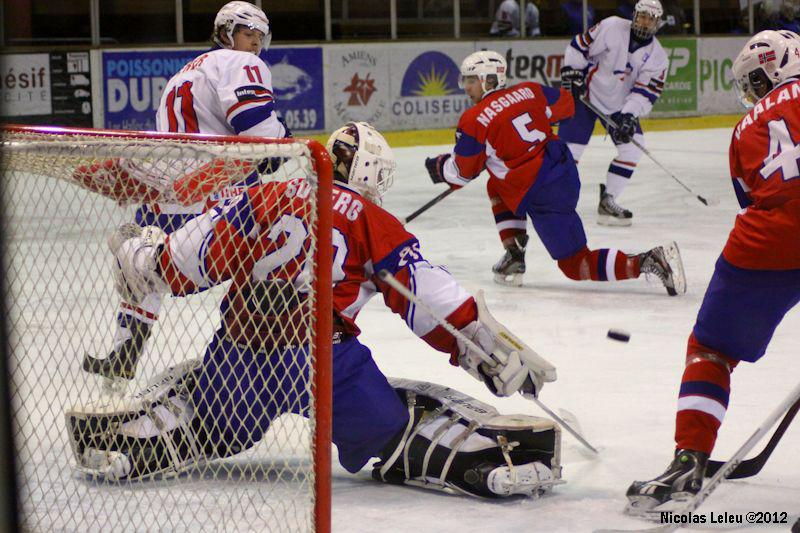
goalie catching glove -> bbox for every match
[457,290,557,398]
[110,224,169,305]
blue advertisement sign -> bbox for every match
[103,49,200,131]
[102,47,324,132]
[399,51,461,97]
[265,47,324,131]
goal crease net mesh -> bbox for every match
[0,126,332,532]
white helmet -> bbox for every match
[213,1,272,53]
[326,122,396,204]
[632,0,663,40]
[459,51,507,94]
[732,30,800,108]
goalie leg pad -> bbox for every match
[67,358,226,481]
[373,378,563,499]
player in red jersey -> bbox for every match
[69,122,564,499]
[627,30,800,512]
[425,50,685,295]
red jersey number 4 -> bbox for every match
[760,118,800,182]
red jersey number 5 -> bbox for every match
[512,113,546,146]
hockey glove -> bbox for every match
[425,153,451,185]
[609,112,637,144]
[457,321,541,398]
[560,67,586,99]
[110,225,169,305]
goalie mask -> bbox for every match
[631,0,663,41]
[459,51,507,95]
[732,30,800,108]
[213,1,272,53]
[326,122,396,204]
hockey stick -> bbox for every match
[705,393,800,479]
[579,97,713,206]
[377,269,599,455]
[403,188,456,225]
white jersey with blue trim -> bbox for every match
[563,16,668,118]
[143,48,286,220]
[156,48,286,138]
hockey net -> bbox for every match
[0,125,332,532]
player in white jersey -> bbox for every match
[84,1,290,386]
[559,0,668,226]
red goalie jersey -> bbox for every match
[157,178,478,359]
[726,78,800,270]
[441,81,574,212]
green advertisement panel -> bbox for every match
[654,38,697,114]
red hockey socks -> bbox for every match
[557,246,640,281]
[487,179,526,244]
[675,334,739,454]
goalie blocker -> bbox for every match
[67,368,562,499]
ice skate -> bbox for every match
[625,449,708,515]
[639,241,686,296]
[597,184,633,226]
[83,318,152,384]
[492,234,528,287]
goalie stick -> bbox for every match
[705,393,800,479]
[377,269,599,455]
[594,380,800,533]
[579,97,714,207]
[403,188,455,225]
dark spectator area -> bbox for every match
[3,0,800,46]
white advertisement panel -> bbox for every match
[325,45,392,130]
[698,36,748,115]
[0,53,52,117]
[479,39,568,87]
[387,42,475,130]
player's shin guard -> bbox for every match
[67,359,223,481]
[676,339,738,454]
[557,246,639,282]
[372,378,563,499]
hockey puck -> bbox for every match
[607,329,630,342]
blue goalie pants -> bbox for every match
[192,332,410,473]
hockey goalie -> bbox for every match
[67,122,563,499]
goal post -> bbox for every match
[0,125,332,533]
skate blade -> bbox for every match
[625,493,694,518]
[493,272,523,287]
[625,495,658,515]
[664,241,687,296]
[597,214,632,227]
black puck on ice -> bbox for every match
[607,329,630,342]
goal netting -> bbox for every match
[0,125,333,532]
